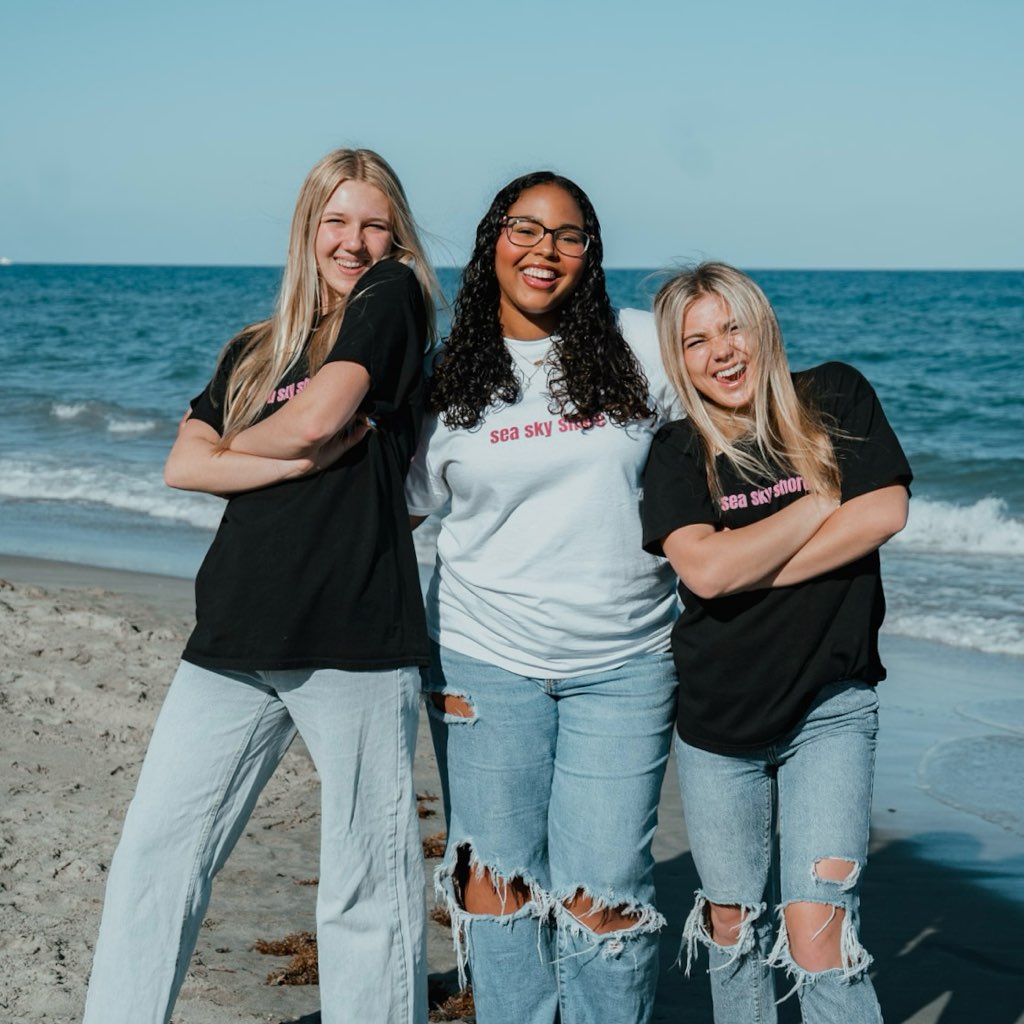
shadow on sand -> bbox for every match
[653,831,1024,1023]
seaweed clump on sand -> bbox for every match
[418,792,439,818]
[253,931,477,1021]
[422,831,447,858]
[429,979,475,1022]
[253,930,319,985]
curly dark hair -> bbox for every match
[429,171,653,429]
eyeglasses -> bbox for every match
[501,217,591,257]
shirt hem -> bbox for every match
[675,677,880,755]
[430,628,673,679]
[181,651,430,673]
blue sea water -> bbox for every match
[1,265,1021,659]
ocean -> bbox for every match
[1,265,1021,660]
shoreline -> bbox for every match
[1,553,1021,1022]
[0,551,197,614]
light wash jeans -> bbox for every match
[676,680,883,1024]
[82,660,426,1024]
[425,643,678,1024]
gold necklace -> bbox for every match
[506,340,551,387]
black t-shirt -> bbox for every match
[641,362,911,754]
[182,260,429,672]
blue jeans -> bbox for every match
[676,681,882,1024]
[82,660,426,1024]
[425,643,677,1024]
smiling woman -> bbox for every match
[642,262,910,1022]
[406,171,681,1024]
[314,179,396,300]
[680,294,754,415]
[81,148,441,1024]
[492,184,590,339]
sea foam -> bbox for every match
[49,400,163,436]
[0,459,222,530]
[893,497,1024,558]
[51,402,90,420]
[106,417,158,435]
[884,611,1024,658]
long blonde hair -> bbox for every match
[654,262,840,502]
[215,148,440,445]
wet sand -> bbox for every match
[0,555,1020,1022]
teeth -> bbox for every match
[522,267,556,280]
[335,258,364,269]
[715,363,746,380]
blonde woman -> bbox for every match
[641,262,910,1023]
[83,149,439,1024]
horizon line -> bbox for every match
[2,261,1022,274]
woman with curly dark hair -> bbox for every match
[406,172,680,1024]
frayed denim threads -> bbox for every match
[425,643,677,1024]
[676,680,883,1024]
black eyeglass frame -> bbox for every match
[500,216,592,257]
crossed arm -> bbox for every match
[661,484,909,600]
[164,361,372,496]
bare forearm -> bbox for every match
[228,412,321,460]
[165,435,313,495]
[758,485,909,588]
[228,361,371,460]
[665,493,838,599]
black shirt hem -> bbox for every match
[181,652,430,673]
[675,675,881,756]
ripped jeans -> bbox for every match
[425,643,677,1024]
[677,680,882,1024]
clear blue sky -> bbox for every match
[2,0,1021,268]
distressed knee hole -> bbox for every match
[782,900,847,972]
[555,888,666,960]
[453,845,531,916]
[563,889,645,935]
[706,901,750,946]
[433,844,542,992]
[769,899,873,982]
[813,857,859,888]
[680,892,765,977]
[429,691,475,720]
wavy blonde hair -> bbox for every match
[654,262,840,502]
[215,148,440,445]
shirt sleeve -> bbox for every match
[812,362,913,502]
[323,260,427,415]
[188,335,250,435]
[641,421,719,555]
[404,412,451,516]
[618,307,684,424]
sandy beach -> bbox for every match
[1,555,1021,1023]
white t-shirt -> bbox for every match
[406,308,681,677]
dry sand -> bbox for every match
[0,555,1020,1023]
